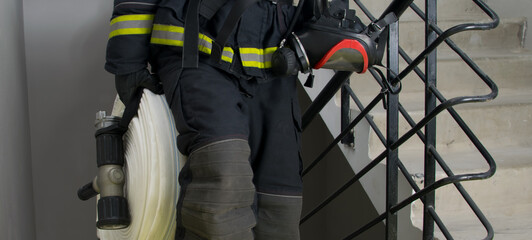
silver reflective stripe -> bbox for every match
[240,52,273,63]
[108,14,154,39]
[114,2,157,8]
[151,23,277,69]
[109,20,153,33]
[151,28,184,44]
[239,47,277,69]
[150,24,234,63]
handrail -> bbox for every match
[300,0,500,239]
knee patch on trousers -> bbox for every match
[254,192,303,240]
[179,139,256,240]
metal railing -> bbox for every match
[299,0,500,239]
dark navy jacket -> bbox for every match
[105,0,297,80]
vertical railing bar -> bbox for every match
[340,0,353,146]
[386,20,400,240]
[341,81,355,145]
[423,0,437,238]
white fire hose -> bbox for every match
[97,90,183,239]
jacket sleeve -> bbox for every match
[105,0,160,75]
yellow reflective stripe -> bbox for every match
[150,37,183,47]
[242,60,272,69]
[150,24,235,63]
[152,24,184,33]
[109,14,154,39]
[239,47,277,55]
[150,24,185,47]
[110,14,154,25]
[109,28,152,39]
[240,47,277,69]
[220,52,233,62]
[198,33,212,54]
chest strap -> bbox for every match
[184,0,283,68]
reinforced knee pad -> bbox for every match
[179,139,256,240]
[254,193,303,240]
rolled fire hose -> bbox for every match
[97,90,184,240]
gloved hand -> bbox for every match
[115,69,163,105]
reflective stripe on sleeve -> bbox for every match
[109,14,154,39]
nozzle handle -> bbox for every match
[78,181,98,201]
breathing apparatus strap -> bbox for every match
[182,0,262,68]
[117,87,147,133]
[368,12,398,66]
[182,0,203,68]
[211,0,260,63]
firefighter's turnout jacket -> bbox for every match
[105,0,297,80]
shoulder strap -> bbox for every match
[182,0,261,67]
[182,0,203,68]
[211,0,260,63]
[367,12,398,66]
[199,0,230,19]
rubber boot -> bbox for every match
[177,139,256,240]
[254,192,303,240]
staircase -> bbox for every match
[299,0,531,239]
[352,0,532,238]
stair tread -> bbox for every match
[431,202,532,240]
[437,47,532,60]
[397,145,532,175]
[353,0,497,22]
[364,89,532,114]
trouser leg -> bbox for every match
[158,62,303,239]
[254,193,303,240]
[177,139,256,240]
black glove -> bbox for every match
[115,69,163,105]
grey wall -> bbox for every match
[23,0,116,239]
[0,0,36,239]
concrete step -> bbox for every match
[366,92,532,159]
[351,0,495,23]
[399,18,527,54]
[407,146,532,239]
[347,48,532,102]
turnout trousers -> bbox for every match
[158,61,303,240]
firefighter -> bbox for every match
[106,0,304,239]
